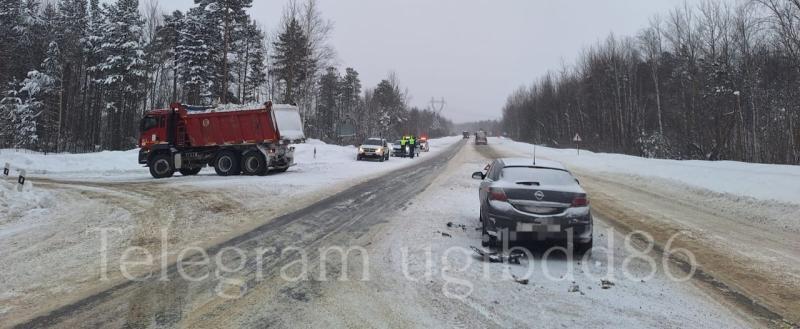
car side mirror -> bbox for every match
[472,172,485,180]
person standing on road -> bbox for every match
[400,136,407,157]
[408,135,417,159]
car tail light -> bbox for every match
[489,188,508,202]
[571,196,589,207]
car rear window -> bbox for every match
[499,167,576,185]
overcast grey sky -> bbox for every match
[158,0,690,123]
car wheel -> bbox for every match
[574,239,593,256]
[481,213,496,248]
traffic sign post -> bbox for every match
[573,133,582,155]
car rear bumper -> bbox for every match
[485,202,592,243]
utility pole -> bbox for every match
[429,97,446,130]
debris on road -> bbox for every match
[511,274,529,285]
[568,283,581,293]
[470,246,524,264]
[441,232,452,238]
[601,279,615,289]
[445,221,468,231]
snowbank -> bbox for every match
[0,136,462,182]
[493,137,800,205]
[0,149,145,178]
[0,179,54,238]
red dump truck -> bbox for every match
[138,102,305,179]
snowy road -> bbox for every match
[5,141,465,328]
[483,138,800,328]
[1,138,793,328]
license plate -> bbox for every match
[517,223,561,232]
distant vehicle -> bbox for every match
[419,137,430,152]
[392,140,404,157]
[475,131,488,145]
[392,139,420,158]
[138,102,302,179]
[472,158,593,254]
[357,138,390,162]
[463,131,470,139]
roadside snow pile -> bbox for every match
[0,149,145,178]
[0,136,462,183]
[184,103,266,114]
[493,137,800,205]
[0,179,53,226]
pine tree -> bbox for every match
[151,10,183,103]
[271,17,312,105]
[339,67,361,117]
[94,0,146,149]
[244,32,267,103]
[0,0,22,85]
[0,78,20,147]
[41,41,62,151]
[195,0,253,103]
[15,70,50,148]
[315,66,339,140]
[176,7,215,104]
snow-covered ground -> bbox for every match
[0,136,461,182]
[256,140,750,328]
[488,137,800,325]
[493,137,800,205]
[0,136,462,324]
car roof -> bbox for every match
[497,158,568,171]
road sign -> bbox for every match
[574,133,582,155]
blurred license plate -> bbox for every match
[517,223,561,232]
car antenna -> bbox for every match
[532,144,537,165]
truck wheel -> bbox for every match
[179,167,202,176]
[242,152,267,175]
[149,154,174,179]
[214,151,241,176]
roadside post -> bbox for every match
[17,169,26,192]
[3,162,9,176]
[574,133,582,155]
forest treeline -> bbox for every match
[0,0,451,152]
[501,0,800,164]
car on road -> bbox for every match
[419,137,430,152]
[391,139,420,158]
[357,138,390,162]
[472,158,593,254]
[475,131,488,145]
[463,131,470,139]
